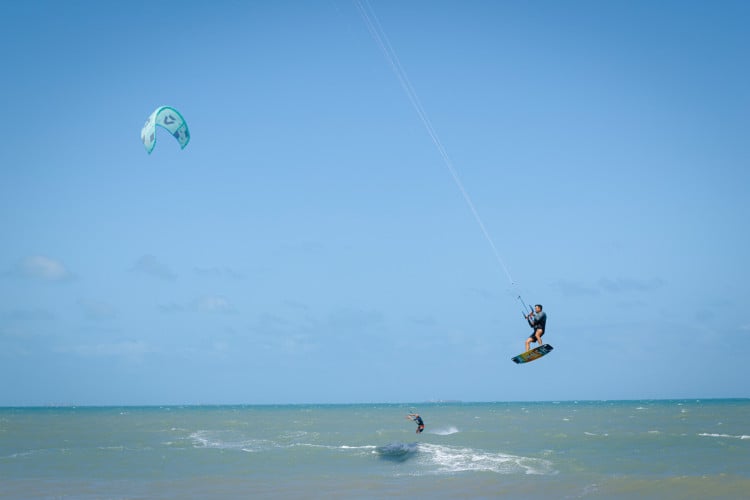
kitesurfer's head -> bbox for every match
[535,304,543,312]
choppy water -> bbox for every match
[1,400,748,498]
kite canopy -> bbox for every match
[140,106,190,154]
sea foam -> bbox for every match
[418,443,555,475]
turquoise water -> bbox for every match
[1,400,748,498]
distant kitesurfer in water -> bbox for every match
[525,304,547,352]
[407,413,424,433]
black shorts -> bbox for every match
[528,329,545,341]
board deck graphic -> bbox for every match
[511,344,554,364]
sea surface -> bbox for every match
[1,400,748,499]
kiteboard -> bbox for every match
[511,344,554,364]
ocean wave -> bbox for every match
[97,446,125,451]
[418,443,555,475]
[375,442,419,462]
[189,430,275,452]
[1,449,44,460]
[699,433,750,440]
[290,443,376,453]
[279,430,312,440]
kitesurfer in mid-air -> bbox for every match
[407,413,424,433]
[525,304,547,351]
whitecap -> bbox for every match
[189,430,274,452]
[288,443,377,454]
[699,433,750,440]
[2,449,41,459]
[417,443,555,475]
[279,430,310,440]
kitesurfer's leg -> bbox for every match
[535,329,544,346]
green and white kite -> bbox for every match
[140,106,190,154]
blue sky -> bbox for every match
[1,0,748,405]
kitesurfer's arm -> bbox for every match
[526,312,535,328]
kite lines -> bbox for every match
[355,0,519,292]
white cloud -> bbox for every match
[193,295,236,314]
[15,256,71,281]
